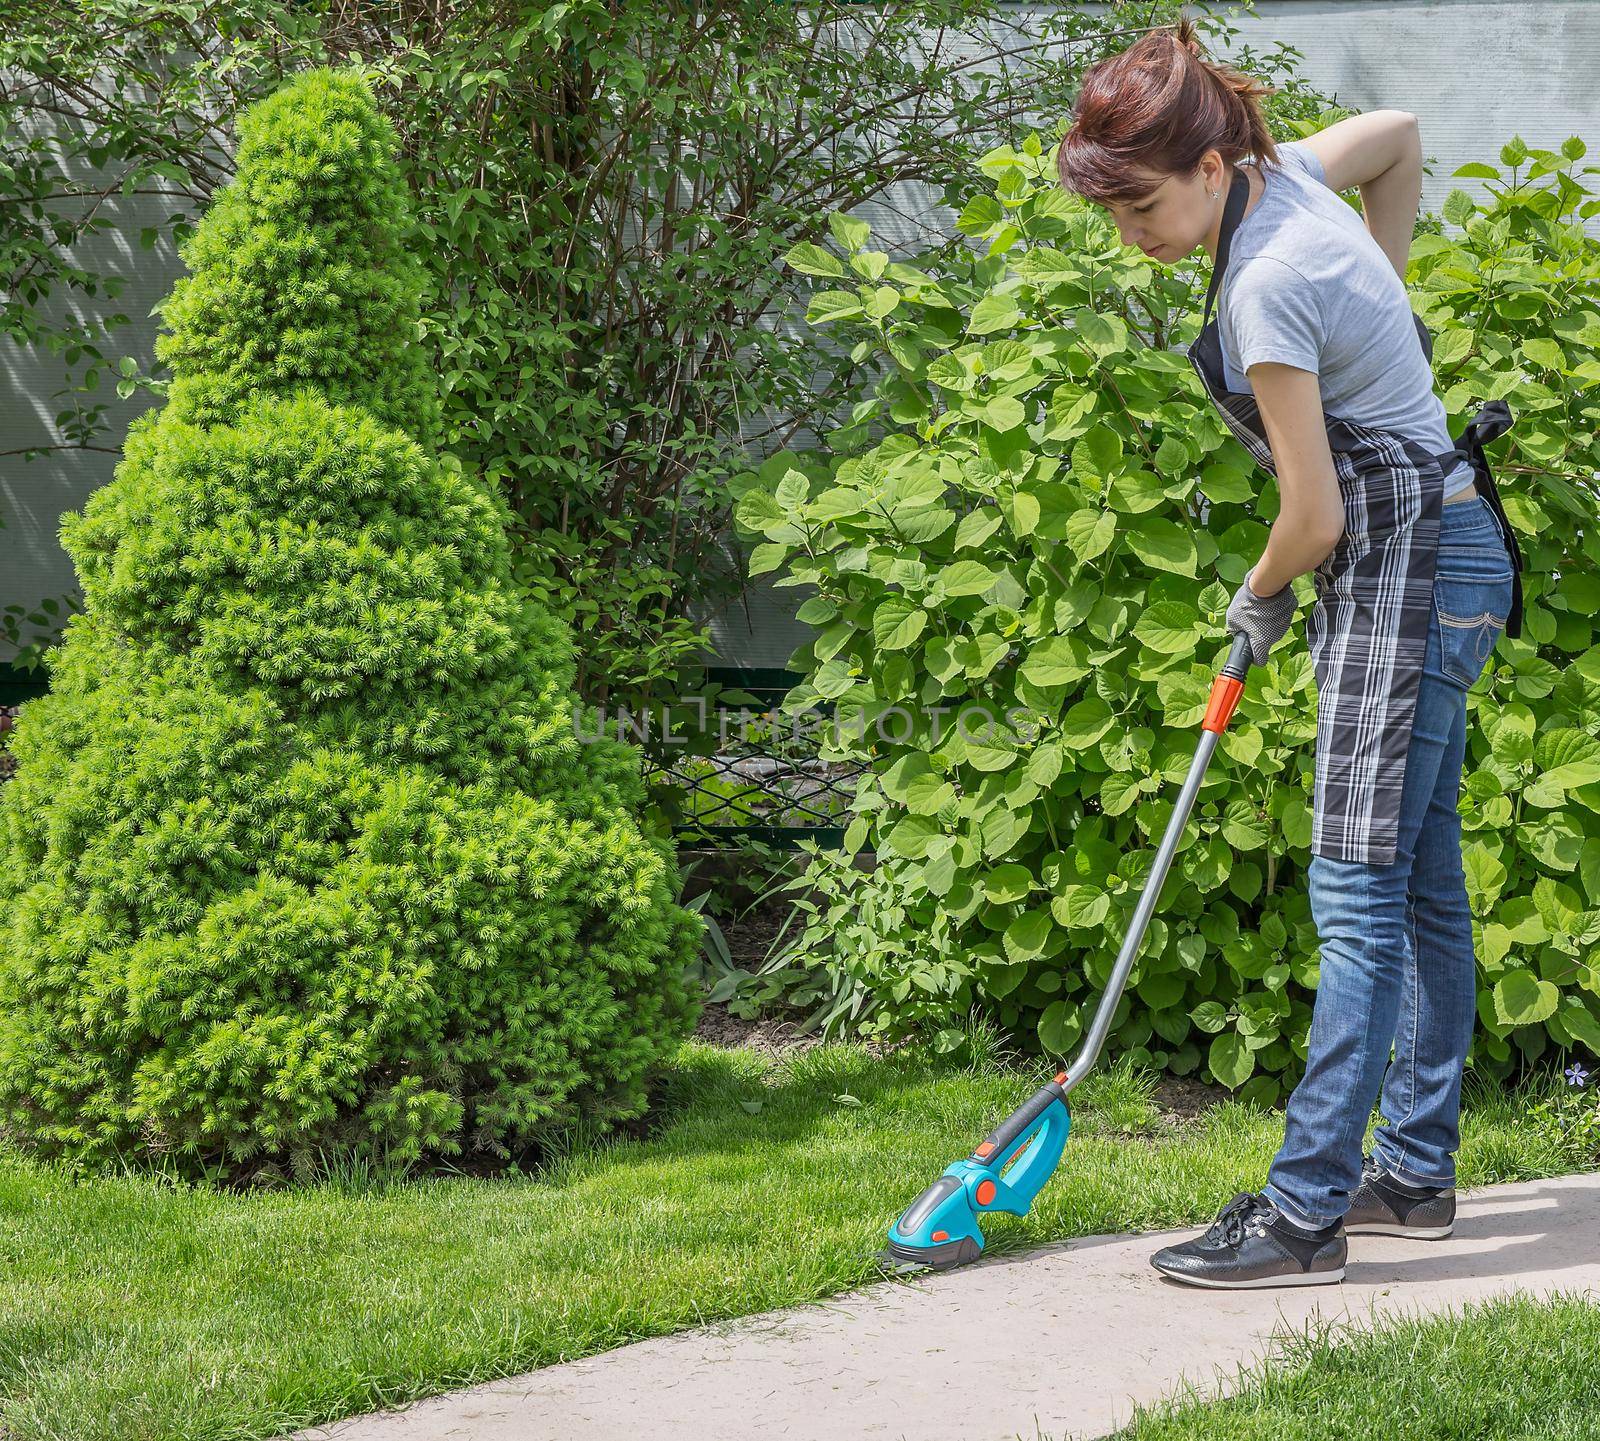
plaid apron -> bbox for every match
[1185,165,1524,867]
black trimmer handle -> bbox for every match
[1222,628,1254,680]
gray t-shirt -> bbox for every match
[1217,139,1475,495]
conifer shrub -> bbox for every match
[0,67,702,1177]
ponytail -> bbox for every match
[1058,10,1279,207]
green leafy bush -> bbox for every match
[0,68,702,1177]
[732,131,1600,1098]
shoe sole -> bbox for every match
[1344,1221,1453,1239]
[1153,1265,1345,1289]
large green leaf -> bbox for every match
[939,560,1001,598]
[968,293,1022,334]
[1134,601,1201,655]
[1125,519,1198,576]
[806,288,864,323]
[1098,770,1143,816]
[881,752,933,803]
[1220,799,1268,851]
[1020,636,1088,688]
[1060,695,1115,747]
[1038,999,1081,1054]
[1199,463,1255,504]
[873,597,926,651]
[1050,884,1110,929]
[1074,310,1127,358]
[982,394,1027,431]
[1064,507,1116,562]
[1071,426,1124,481]
[1493,969,1560,1026]
[785,241,844,277]
[983,864,1035,903]
[1463,842,1508,913]
[1557,996,1600,1055]
[828,210,870,251]
[1209,1031,1254,1089]
[1539,729,1600,790]
[1003,905,1054,962]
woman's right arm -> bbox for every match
[1299,111,1424,281]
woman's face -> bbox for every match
[1102,152,1227,262]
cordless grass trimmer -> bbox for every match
[878,631,1257,1276]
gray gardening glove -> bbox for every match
[1225,568,1297,668]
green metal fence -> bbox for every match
[637,666,865,850]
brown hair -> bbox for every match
[1057,12,1279,208]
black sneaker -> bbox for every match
[1345,1153,1455,1239]
[1150,1191,1346,1289]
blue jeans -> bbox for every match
[1262,494,1515,1229]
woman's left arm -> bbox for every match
[1297,110,1423,282]
[1243,361,1346,595]
[1357,120,1424,282]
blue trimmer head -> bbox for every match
[878,1082,1072,1275]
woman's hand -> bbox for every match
[1225,567,1297,668]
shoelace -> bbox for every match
[1205,1191,1272,1248]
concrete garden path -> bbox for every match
[299,1172,1600,1441]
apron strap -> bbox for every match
[1413,311,1435,365]
[1201,165,1253,331]
[1433,400,1526,640]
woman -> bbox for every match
[1057,16,1525,1288]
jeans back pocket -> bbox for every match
[1434,567,1513,689]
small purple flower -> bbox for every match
[1565,1063,1590,1088]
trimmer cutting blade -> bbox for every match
[877,1081,1071,1274]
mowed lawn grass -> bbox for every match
[1110,1289,1600,1440]
[0,1037,1592,1441]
